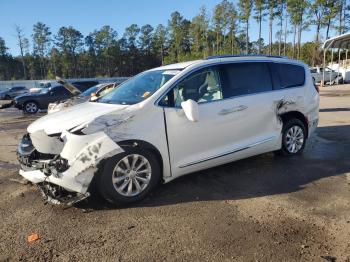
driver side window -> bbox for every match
[160,67,223,107]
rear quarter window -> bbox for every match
[272,63,305,89]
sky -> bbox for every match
[0,0,329,56]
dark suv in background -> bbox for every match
[14,85,88,113]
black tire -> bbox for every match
[97,148,161,205]
[278,118,307,156]
[23,101,39,114]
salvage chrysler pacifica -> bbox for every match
[17,55,319,205]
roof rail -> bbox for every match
[206,54,287,60]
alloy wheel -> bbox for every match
[112,154,152,197]
[25,102,38,113]
[285,125,304,153]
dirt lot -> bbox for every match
[0,86,349,262]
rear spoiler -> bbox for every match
[55,76,81,95]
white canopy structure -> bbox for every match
[322,32,350,85]
[323,32,350,49]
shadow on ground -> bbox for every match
[77,124,350,210]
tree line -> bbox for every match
[0,0,348,81]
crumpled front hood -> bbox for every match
[28,102,129,135]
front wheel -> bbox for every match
[97,149,161,205]
[24,101,39,114]
[278,119,307,156]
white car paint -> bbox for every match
[17,56,319,204]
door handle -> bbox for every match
[218,105,248,115]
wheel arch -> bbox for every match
[279,111,308,137]
[117,139,164,177]
[89,139,165,195]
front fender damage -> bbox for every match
[59,131,124,191]
[19,131,124,205]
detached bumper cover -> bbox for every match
[18,130,124,195]
[19,168,95,194]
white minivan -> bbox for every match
[17,55,319,205]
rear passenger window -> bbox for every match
[272,63,305,89]
[220,62,273,98]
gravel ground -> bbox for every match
[0,86,349,261]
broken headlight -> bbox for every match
[17,134,35,156]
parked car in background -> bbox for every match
[310,66,343,84]
[0,86,29,99]
[17,55,319,205]
[47,82,115,114]
[14,84,88,113]
[29,80,99,93]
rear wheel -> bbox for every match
[24,101,38,114]
[278,118,307,156]
[98,148,161,205]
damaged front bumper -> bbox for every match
[17,130,124,204]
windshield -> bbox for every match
[98,70,179,105]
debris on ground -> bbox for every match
[27,233,40,243]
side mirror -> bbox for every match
[181,99,199,122]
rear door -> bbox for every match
[217,61,281,155]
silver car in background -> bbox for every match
[310,66,343,85]
[0,86,29,99]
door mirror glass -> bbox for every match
[181,99,199,122]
